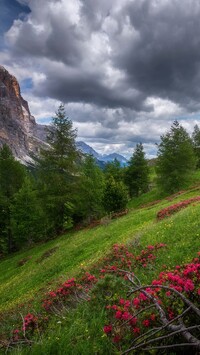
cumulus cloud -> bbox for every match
[1,0,200,157]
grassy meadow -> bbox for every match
[0,179,200,354]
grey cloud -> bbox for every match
[114,0,200,110]
[7,14,83,67]
[80,0,119,31]
[6,0,200,113]
[34,63,148,111]
[3,0,200,157]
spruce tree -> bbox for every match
[156,121,196,193]
[104,159,124,182]
[75,155,105,222]
[103,176,128,213]
[125,143,149,197]
[11,177,46,248]
[37,104,81,233]
[192,124,200,168]
[0,145,26,252]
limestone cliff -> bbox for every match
[0,65,46,163]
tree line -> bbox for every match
[0,104,199,254]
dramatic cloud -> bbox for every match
[1,0,200,157]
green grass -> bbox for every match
[0,206,156,314]
[1,181,200,354]
[10,202,200,355]
[1,187,200,314]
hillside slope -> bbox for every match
[0,187,200,353]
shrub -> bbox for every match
[157,196,200,220]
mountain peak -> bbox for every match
[0,65,46,163]
[77,141,127,165]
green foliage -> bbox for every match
[125,143,150,197]
[103,176,128,213]
[156,121,196,193]
[104,158,124,182]
[0,145,26,253]
[37,104,81,233]
[192,124,200,168]
[10,177,46,248]
[63,202,74,230]
[74,155,105,222]
[0,144,26,199]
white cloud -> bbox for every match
[145,97,182,118]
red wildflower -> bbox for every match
[143,319,150,327]
[115,310,122,319]
[113,335,121,343]
[133,297,140,307]
[103,324,112,334]
[133,327,140,334]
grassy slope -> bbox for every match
[19,205,200,355]
[11,195,200,355]
[1,187,200,314]
[1,183,200,353]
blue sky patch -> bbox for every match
[0,0,30,47]
[21,77,33,91]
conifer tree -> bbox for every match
[75,155,105,222]
[192,124,200,168]
[11,177,46,248]
[103,176,128,213]
[104,159,124,182]
[37,104,81,233]
[0,144,26,252]
[156,121,196,193]
[125,143,149,197]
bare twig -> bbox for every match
[128,284,200,317]
[130,306,192,347]
[117,271,200,354]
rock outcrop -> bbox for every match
[0,65,46,164]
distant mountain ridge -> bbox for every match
[77,141,128,165]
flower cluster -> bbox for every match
[22,313,38,332]
[155,257,200,295]
[99,243,167,274]
[13,313,38,339]
[103,252,200,349]
[43,273,97,311]
[157,196,200,220]
[105,295,157,340]
[10,240,199,352]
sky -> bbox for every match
[1,0,200,158]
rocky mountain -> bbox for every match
[76,141,100,159]
[77,141,128,165]
[0,66,127,166]
[0,65,46,164]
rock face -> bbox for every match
[0,65,46,164]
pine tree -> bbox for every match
[11,177,46,248]
[156,121,196,193]
[103,176,128,213]
[75,155,105,222]
[37,104,81,233]
[0,145,26,252]
[192,124,200,168]
[125,143,149,197]
[104,159,124,182]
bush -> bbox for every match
[103,177,128,213]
